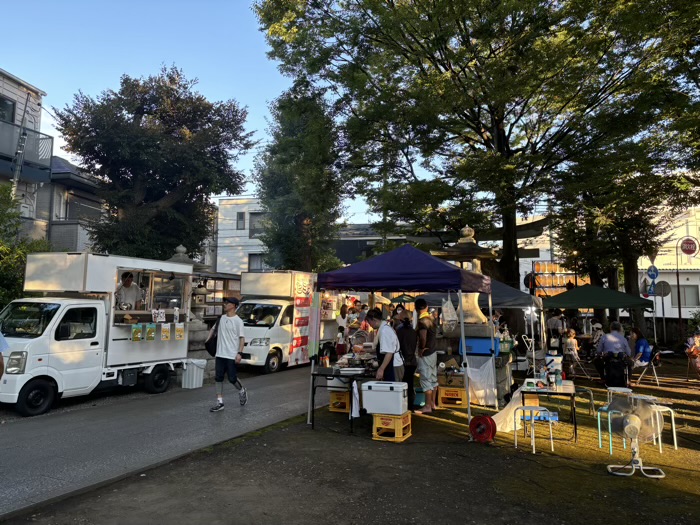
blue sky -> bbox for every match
[2,0,372,221]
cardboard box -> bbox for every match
[438,372,466,388]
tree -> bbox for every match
[54,66,254,259]
[256,0,687,288]
[253,85,345,272]
[0,185,51,308]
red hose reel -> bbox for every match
[469,415,497,443]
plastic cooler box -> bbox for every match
[545,354,563,372]
[459,337,500,356]
[361,381,408,415]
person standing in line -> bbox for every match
[210,297,248,412]
[546,309,566,351]
[365,308,403,382]
[414,298,438,414]
[395,311,418,409]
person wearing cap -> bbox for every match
[115,271,142,310]
[209,297,248,412]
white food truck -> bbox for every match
[237,271,337,373]
[0,252,193,416]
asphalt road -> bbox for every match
[0,365,326,519]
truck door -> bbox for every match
[49,306,103,394]
[279,305,294,360]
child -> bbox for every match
[563,329,580,360]
[335,325,347,358]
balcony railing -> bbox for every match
[0,119,53,169]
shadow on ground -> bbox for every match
[6,358,700,525]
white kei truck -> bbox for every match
[0,252,194,416]
[237,271,337,373]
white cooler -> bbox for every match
[361,381,408,415]
[545,354,563,372]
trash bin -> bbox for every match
[182,359,206,389]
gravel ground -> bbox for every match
[4,358,700,525]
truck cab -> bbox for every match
[0,298,107,415]
[238,299,294,373]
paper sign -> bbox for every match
[131,324,143,342]
[161,324,171,341]
[174,322,185,340]
[146,323,156,341]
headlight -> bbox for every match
[5,351,27,374]
[249,338,270,346]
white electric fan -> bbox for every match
[606,397,665,479]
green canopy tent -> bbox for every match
[542,284,653,310]
[390,293,415,304]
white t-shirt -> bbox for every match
[116,284,142,308]
[216,314,245,359]
[378,322,402,367]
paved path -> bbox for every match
[0,367,326,518]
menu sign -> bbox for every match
[290,272,314,365]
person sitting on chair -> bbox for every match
[686,329,700,375]
[630,327,652,368]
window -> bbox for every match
[280,305,294,326]
[0,96,15,123]
[0,302,60,339]
[670,285,700,307]
[249,212,267,239]
[55,307,97,341]
[248,253,264,272]
[236,212,245,230]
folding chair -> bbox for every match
[636,348,660,386]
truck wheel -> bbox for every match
[144,365,172,394]
[264,350,282,374]
[16,379,56,417]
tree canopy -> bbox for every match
[254,85,345,272]
[256,0,696,289]
[54,66,254,259]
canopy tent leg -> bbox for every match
[529,307,536,377]
[458,290,471,423]
[488,293,498,410]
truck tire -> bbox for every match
[144,365,172,394]
[16,379,56,417]
[264,350,282,374]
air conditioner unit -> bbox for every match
[20,204,32,218]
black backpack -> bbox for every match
[605,355,627,387]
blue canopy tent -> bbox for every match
[317,244,491,293]
[313,245,494,420]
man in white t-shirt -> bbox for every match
[115,272,142,310]
[209,297,248,412]
[366,308,403,382]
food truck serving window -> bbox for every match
[0,302,61,338]
[152,276,186,309]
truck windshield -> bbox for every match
[238,304,282,327]
[0,302,61,339]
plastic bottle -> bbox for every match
[555,369,563,386]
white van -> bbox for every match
[0,252,193,416]
[237,272,336,373]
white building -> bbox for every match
[638,207,700,320]
[216,197,269,274]
[0,68,54,239]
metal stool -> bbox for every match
[651,404,678,452]
[597,405,626,455]
[514,406,554,454]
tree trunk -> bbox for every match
[589,271,608,326]
[497,202,520,290]
[607,268,620,322]
[621,251,645,335]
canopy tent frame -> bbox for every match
[308,245,495,425]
